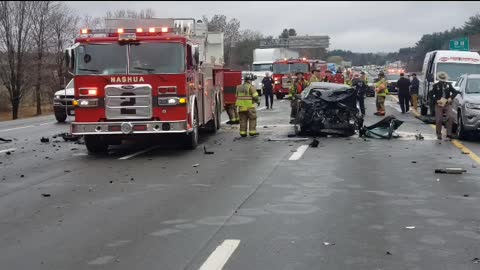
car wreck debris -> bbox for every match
[434,168,467,174]
[359,116,404,139]
[294,83,363,137]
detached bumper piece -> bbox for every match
[359,116,404,139]
[71,121,188,135]
[296,86,363,137]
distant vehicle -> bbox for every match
[385,73,401,94]
[53,79,75,122]
[451,74,480,139]
[419,50,480,116]
[272,58,311,99]
[251,48,299,95]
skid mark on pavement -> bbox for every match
[199,239,241,270]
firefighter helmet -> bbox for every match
[244,73,256,81]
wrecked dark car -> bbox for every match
[294,82,363,136]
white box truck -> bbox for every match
[250,48,299,95]
[419,50,480,116]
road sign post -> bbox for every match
[449,37,470,51]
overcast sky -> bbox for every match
[66,1,480,53]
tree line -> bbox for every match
[328,13,480,70]
[2,6,479,120]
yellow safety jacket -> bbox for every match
[309,75,320,83]
[235,82,258,112]
[375,78,388,97]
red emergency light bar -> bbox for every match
[79,27,172,36]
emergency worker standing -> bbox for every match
[429,72,457,140]
[310,68,321,83]
[330,67,345,84]
[236,73,260,137]
[374,71,388,116]
[323,70,333,82]
[262,72,274,109]
[288,71,310,124]
[352,73,367,116]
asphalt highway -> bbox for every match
[1,96,480,270]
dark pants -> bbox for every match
[357,95,365,115]
[398,93,410,113]
[264,89,273,108]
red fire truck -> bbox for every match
[65,18,238,153]
[272,58,311,99]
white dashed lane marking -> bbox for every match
[199,239,241,270]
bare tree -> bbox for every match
[50,3,79,91]
[105,8,155,19]
[0,1,35,119]
[31,1,56,115]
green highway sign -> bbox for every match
[450,37,469,51]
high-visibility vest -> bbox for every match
[289,79,309,96]
[375,78,388,96]
[309,75,320,83]
[235,82,258,111]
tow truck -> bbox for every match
[65,18,240,153]
[272,58,311,99]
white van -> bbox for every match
[419,50,480,116]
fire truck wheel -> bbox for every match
[84,135,109,154]
[205,99,219,133]
[184,106,199,149]
[55,113,67,123]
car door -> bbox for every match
[451,77,465,123]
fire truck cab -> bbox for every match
[272,58,311,99]
[65,18,231,153]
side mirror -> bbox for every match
[426,73,434,83]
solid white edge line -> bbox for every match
[38,122,55,126]
[0,148,16,154]
[118,146,158,160]
[0,125,34,133]
[199,239,241,270]
[289,145,309,161]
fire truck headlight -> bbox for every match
[78,99,98,107]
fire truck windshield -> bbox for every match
[273,63,309,74]
[76,44,127,75]
[75,42,185,75]
[129,43,184,74]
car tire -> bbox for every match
[55,113,67,123]
[420,104,428,116]
[456,113,468,140]
[85,135,109,154]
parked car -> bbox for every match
[53,79,75,122]
[451,74,480,139]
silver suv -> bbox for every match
[53,79,75,122]
[451,74,480,139]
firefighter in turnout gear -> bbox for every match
[225,105,240,124]
[288,71,310,124]
[309,68,321,83]
[236,73,260,137]
[374,71,388,116]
